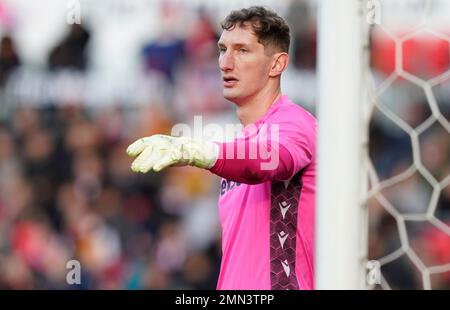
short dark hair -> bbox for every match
[221,6,290,53]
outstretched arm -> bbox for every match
[126,133,300,185]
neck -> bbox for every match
[235,86,282,127]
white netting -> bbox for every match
[365,0,450,290]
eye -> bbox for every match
[218,47,226,53]
[239,48,248,53]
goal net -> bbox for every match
[317,0,450,289]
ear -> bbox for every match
[269,52,289,78]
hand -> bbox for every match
[126,134,219,173]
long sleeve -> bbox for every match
[208,99,316,185]
[208,138,296,184]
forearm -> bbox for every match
[126,133,300,183]
[208,139,295,184]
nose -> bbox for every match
[219,50,234,71]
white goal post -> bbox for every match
[316,0,370,289]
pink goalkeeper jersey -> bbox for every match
[209,95,317,290]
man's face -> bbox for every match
[217,24,274,104]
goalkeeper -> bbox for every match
[127,6,317,290]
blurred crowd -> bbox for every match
[0,6,231,290]
[0,0,449,290]
[0,1,317,290]
[368,27,450,289]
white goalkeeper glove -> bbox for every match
[126,134,219,173]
